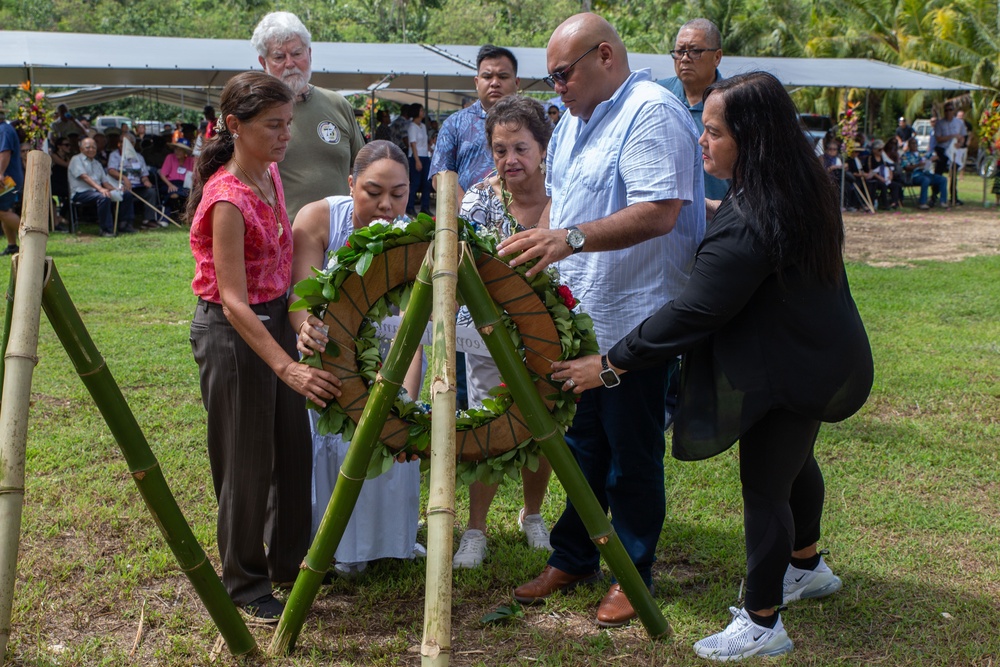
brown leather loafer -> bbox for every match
[513,565,603,604]
[596,583,638,627]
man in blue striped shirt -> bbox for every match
[503,12,705,628]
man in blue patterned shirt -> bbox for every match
[429,44,520,208]
[503,12,705,629]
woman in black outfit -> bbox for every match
[550,71,873,661]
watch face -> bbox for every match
[599,368,620,388]
[567,228,585,250]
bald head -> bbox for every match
[547,13,630,120]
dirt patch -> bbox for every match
[843,204,1000,266]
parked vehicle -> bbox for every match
[913,119,933,153]
[799,113,833,151]
[135,120,166,136]
[93,115,133,134]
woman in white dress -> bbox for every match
[290,140,423,576]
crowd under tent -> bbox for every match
[0,30,982,118]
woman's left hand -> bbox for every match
[551,355,603,394]
[296,315,329,356]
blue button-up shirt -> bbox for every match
[547,69,706,353]
[428,100,494,191]
[658,71,731,201]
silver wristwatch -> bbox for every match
[565,225,585,254]
[599,355,621,388]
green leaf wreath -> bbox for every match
[290,213,598,484]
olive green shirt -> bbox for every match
[279,86,364,221]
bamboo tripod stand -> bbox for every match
[0,165,668,663]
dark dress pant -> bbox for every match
[190,296,312,605]
[547,363,670,587]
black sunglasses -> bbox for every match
[543,44,601,88]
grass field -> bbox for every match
[1,216,998,666]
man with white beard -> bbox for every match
[251,12,365,220]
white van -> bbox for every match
[93,115,132,134]
[913,119,933,153]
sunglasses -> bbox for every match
[543,44,601,88]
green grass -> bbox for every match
[2,223,999,665]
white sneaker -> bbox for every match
[518,508,553,552]
[411,543,427,559]
[694,607,793,661]
[452,529,487,569]
[782,556,842,604]
[333,561,368,578]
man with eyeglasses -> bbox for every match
[658,18,729,205]
[252,12,364,220]
[429,44,520,207]
[503,12,704,629]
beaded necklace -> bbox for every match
[233,158,283,237]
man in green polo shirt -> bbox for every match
[252,12,365,221]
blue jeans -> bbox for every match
[548,361,672,587]
[72,189,134,233]
[912,170,947,205]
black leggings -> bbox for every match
[739,409,825,610]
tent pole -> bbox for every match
[425,74,429,113]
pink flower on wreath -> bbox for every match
[556,285,577,309]
[35,91,44,101]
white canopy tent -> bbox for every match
[1,30,982,114]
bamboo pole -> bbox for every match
[456,253,670,639]
[421,171,459,667]
[269,257,436,656]
[0,151,51,659]
[0,269,15,407]
[39,262,256,657]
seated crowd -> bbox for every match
[40,105,217,235]
[820,109,967,213]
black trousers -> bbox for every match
[190,296,312,605]
[739,409,825,611]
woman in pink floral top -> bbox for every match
[187,71,341,623]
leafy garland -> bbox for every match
[290,213,599,484]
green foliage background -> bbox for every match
[1,0,998,139]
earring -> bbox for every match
[540,161,546,175]
[232,132,240,140]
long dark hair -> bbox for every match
[185,71,294,223]
[704,71,844,285]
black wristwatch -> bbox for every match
[565,225,585,254]
[599,355,620,388]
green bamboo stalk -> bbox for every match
[269,258,436,656]
[456,253,670,639]
[0,268,15,409]
[0,151,52,659]
[422,171,459,667]
[39,262,256,657]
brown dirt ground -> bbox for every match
[842,203,1000,266]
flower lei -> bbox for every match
[837,100,861,156]
[290,213,599,484]
[14,81,55,150]
[978,100,1000,155]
